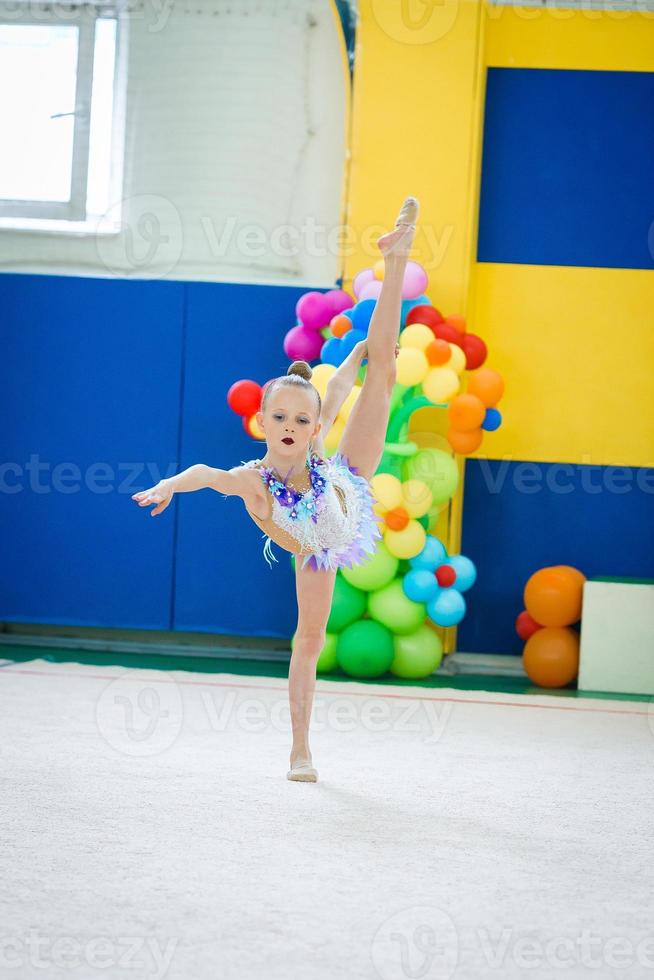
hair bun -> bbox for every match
[287,360,313,381]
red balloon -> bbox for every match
[433,323,464,348]
[516,609,542,641]
[461,333,487,370]
[436,564,457,587]
[406,305,444,330]
[227,380,262,417]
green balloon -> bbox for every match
[404,448,459,505]
[368,579,426,635]
[341,540,398,592]
[327,574,367,633]
[391,624,444,679]
[336,620,395,678]
[317,632,338,673]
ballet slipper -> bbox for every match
[287,761,319,782]
[378,196,420,258]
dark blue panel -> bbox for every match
[457,457,654,655]
[174,280,313,638]
[477,68,654,270]
[0,272,184,628]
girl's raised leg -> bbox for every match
[338,196,419,482]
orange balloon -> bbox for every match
[385,507,410,531]
[466,368,504,407]
[523,627,579,688]
[448,394,486,431]
[444,313,466,334]
[330,314,352,339]
[552,565,587,591]
[426,339,451,366]
[447,427,483,454]
[524,566,583,627]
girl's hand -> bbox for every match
[131,480,174,516]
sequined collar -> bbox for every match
[259,452,328,523]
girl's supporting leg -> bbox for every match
[288,562,337,769]
[338,197,419,482]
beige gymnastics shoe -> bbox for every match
[287,761,318,782]
[378,196,420,258]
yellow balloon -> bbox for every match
[371,473,403,515]
[311,363,337,398]
[384,521,427,560]
[325,417,345,450]
[397,347,429,386]
[400,323,434,351]
[339,386,360,422]
[373,259,385,281]
[423,366,460,403]
[401,479,433,518]
[249,415,265,439]
[447,343,467,375]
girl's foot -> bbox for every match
[377,196,420,258]
[287,761,318,782]
[288,748,318,782]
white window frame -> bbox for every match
[0,3,125,231]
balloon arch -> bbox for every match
[228,260,505,679]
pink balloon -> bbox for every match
[283,324,324,361]
[324,288,354,316]
[353,269,374,298]
[402,261,428,300]
[358,279,383,301]
[296,291,331,331]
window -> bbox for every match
[0,5,123,229]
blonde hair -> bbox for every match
[261,361,322,415]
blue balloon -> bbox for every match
[446,555,477,593]
[409,534,448,571]
[341,328,366,357]
[403,569,440,604]
[342,308,354,321]
[320,337,342,367]
[427,589,466,627]
[350,299,376,333]
[482,408,502,432]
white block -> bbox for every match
[579,580,654,695]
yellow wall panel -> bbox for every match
[485,3,654,71]
[469,262,654,468]
[343,0,487,315]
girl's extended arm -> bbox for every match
[131,464,249,516]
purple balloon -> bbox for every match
[359,279,383,301]
[353,269,374,299]
[296,291,331,331]
[324,288,354,316]
[402,261,428,300]
[283,324,324,361]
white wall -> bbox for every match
[0,0,348,285]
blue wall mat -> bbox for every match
[477,68,654,270]
[173,280,307,638]
[457,457,654,655]
[0,273,184,628]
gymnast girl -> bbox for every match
[132,196,420,783]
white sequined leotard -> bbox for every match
[240,451,384,572]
